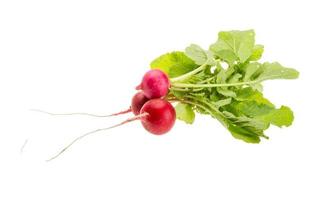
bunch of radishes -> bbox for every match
[31,29,299,161]
[131,69,176,135]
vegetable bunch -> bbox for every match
[41,29,299,161]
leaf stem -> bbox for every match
[184,96,229,127]
[170,87,204,92]
[167,97,212,116]
[171,80,259,88]
[167,96,227,127]
[198,76,215,84]
[170,62,209,83]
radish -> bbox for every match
[140,99,176,135]
[131,92,149,115]
[45,99,176,161]
[137,69,170,99]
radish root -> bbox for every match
[30,108,131,118]
[46,112,149,162]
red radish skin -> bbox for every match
[139,69,170,99]
[140,99,176,135]
[131,92,149,115]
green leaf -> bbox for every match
[215,65,237,97]
[235,116,270,134]
[248,44,264,61]
[213,98,232,108]
[185,44,214,65]
[223,111,268,142]
[243,62,261,81]
[228,73,242,83]
[258,106,294,127]
[175,103,195,124]
[217,88,236,97]
[250,83,263,92]
[210,30,255,64]
[229,88,295,128]
[150,51,198,78]
[234,100,274,117]
[254,62,299,81]
[236,87,273,106]
[240,62,263,91]
[228,124,261,143]
[216,65,227,83]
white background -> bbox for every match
[1,0,317,199]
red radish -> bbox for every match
[131,92,149,115]
[140,99,176,135]
[137,69,170,99]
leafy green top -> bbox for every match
[150,30,299,143]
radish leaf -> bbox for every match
[185,44,215,65]
[150,51,198,78]
[175,103,195,124]
[210,30,255,64]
